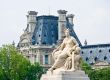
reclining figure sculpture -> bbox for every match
[49,28,81,72]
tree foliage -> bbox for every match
[0,45,43,80]
[80,60,110,80]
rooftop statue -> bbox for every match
[49,28,81,73]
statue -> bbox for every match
[41,28,90,80]
[49,28,81,72]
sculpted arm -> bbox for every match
[52,40,65,54]
[71,37,81,54]
[72,37,79,50]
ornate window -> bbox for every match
[45,55,48,64]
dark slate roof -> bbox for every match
[81,43,110,49]
[32,15,82,46]
[32,15,58,45]
[66,18,82,46]
[37,15,58,20]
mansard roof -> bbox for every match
[81,43,110,49]
[32,15,82,46]
[37,15,58,20]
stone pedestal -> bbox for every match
[40,70,90,80]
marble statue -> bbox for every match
[41,28,90,80]
[49,28,81,72]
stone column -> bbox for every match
[36,50,40,63]
[57,10,67,41]
[48,54,51,65]
[43,55,45,65]
[31,54,35,64]
[27,11,38,33]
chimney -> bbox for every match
[57,10,67,40]
[27,11,38,33]
[67,14,74,25]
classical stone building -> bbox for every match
[81,43,110,67]
[18,10,81,68]
[18,10,110,68]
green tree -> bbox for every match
[0,45,44,80]
[80,59,110,80]
[80,59,92,73]
[27,62,43,80]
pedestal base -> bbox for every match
[40,70,90,80]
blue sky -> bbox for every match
[0,0,110,46]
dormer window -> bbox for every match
[94,57,98,61]
[86,57,89,61]
[44,34,46,37]
[81,51,84,54]
[90,50,92,53]
[104,56,107,60]
[42,42,46,45]
[109,49,110,52]
[99,50,102,53]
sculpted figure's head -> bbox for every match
[64,28,70,37]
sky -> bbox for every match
[0,0,110,46]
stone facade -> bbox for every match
[18,10,81,68]
[18,10,110,68]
